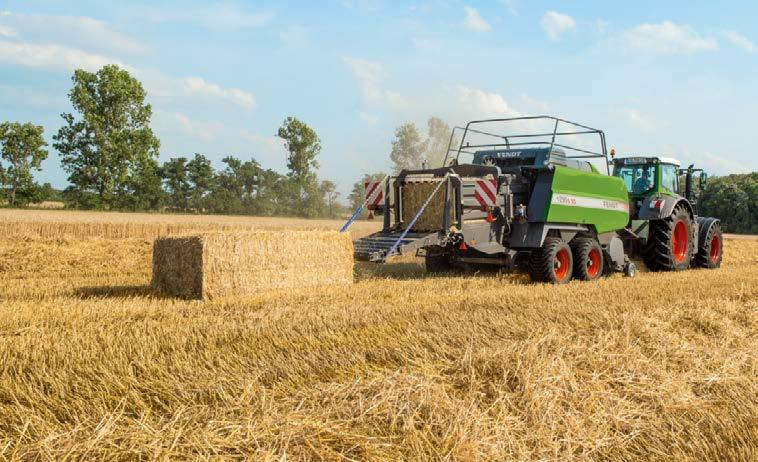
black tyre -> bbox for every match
[642,204,692,271]
[571,238,604,281]
[529,237,573,284]
[695,222,723,269]
[425,252,452,273]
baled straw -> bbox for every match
[401,181,453,232]
[152,230,354,300]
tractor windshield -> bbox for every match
[614,163,656,195]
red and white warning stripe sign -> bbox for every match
[473,179,498,208]
[364,181,384,209]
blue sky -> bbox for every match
[1,1,756,198]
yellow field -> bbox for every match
[0,211,756,460]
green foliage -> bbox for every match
[699,172,757,234]
[54,65,161,210]
[160,157,191,211]
[320,180,339,218]
[277,117,325,218]
[0,122,48,207]
[186,154,215,212]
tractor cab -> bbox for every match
[611,156,682,198]
[611,156,707,219]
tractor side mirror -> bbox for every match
[700,172,708,187]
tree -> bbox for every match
[276,117,325,217]
[186,153,215,212]
[53,64,160,209]
[320,180,339,218]
[699,172,757,234]
[390,122,424,173]
[160,157,191,211]
[119,155,164,210]
[424,117,456,168]
[0,122,48,207]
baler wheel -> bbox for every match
[642,204,692,271]
[571,238,604,281]
[529,237,573,284]
[695,222,723,269]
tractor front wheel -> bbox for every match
[529,237,573,284]
[642,204,693,271]
[571,238,604,281]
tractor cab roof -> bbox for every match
[613,156,681,167]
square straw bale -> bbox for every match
[401,181,453,232]
[152,231,354,300]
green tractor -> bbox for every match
[611,156,723,270]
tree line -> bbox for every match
[0,65,338,218]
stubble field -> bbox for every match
[0,210,755,460]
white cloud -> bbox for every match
[0,25,15,37]
[659,146,751,175]
[138,5,274,30]
[623,21,717,54]
[610,107,656,133]
[0,40,124,72]
[182,77,255,109]
[723,30,755,53]
[0,12,147,54]
[456,85,521,117]
[0,40,256,113]
[154,111,225,142]
[343,57,406,109]
[541,11,576,41]
[464,7,490,32]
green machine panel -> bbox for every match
[546,166,629,233]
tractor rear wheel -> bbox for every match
[529,237,573,284]
[695,222,723,269]
[642,204,692,271]
[571,238,604,281]
[425,252,452,273]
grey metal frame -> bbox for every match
[442,116,610,174]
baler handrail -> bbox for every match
[443,115,610,175]
[384,172,451,261]
[339,175,389,233]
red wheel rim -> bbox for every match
[709,234,721,263]
[671,220,688,263]
[554,248,570,281]
[587,248,601,278]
